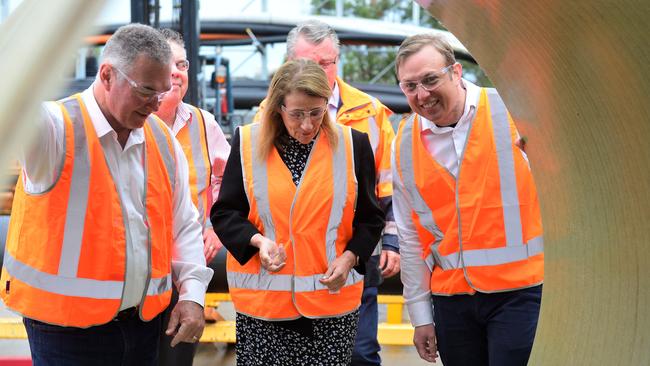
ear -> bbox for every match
[98,63,114,90]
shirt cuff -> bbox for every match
[407,298,434,327]
[177,276,212,308]
[381,233,399,253]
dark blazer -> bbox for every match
[210,127,384,275]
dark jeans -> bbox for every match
[351,285,381,366]
[24,311,163,366]
[158,287,197,366]
[432,285,542,366]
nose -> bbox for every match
[300,118,314,132]
[416,84,430,99]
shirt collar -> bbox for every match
[173,102,192,132]
[420,79,481,134]
[328,80,340,111]
[81,83,145,145]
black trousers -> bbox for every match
[432,285,542,366]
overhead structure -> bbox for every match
[417,0,650,364]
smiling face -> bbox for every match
[279,90,328,144]
[159,41,188,109]
[398,45,466,126]
[291,36,339,90]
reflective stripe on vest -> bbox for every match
[231,124,362,291]
[3,96,172,303]
[398,90,544,271]
[176,106,211,227]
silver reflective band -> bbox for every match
[430,236,544,270]
[227,269,363,292]
[147,275,173,295]
[4,252,123,299]
[57,99,91,278]
[148,118,176,193]
[486,89,524,248]
[397,114,445,243]
[186,107,209,225]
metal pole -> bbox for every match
[181,0,200,106]
[130,0,148,24]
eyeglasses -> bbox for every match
[317,57,338,69]
[399,64,455,96]
[281,105,328,122]
[113,66,171,102]
[175,60,189,71]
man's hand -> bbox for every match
[413,323,439,363]
[319,250,356,293]
[203,228,222,264]
[166,300,205,347]
[250,234,286,272]
[379,250,400,278]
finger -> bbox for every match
[165,308,180,336]
[379,251,387,269]
[170,322,192,347]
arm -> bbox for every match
[168,134,214,345]
[200,109,230,262]
[346,130,385,269]
[391,139,435,328]
[210,129,262,265]
[373,103,401,277]
[19,102,65,193]
[320,130,384,292]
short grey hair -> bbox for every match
[102,23,172,72]
[395,33,456,78]
[159,28,185,49]
[286,19,340,59]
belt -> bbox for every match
[113,307,139,322]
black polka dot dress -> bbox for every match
[234,132,360,365]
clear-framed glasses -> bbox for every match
[175,60,189,71]
[398,63,456,96]
[113,66,171,102]
[281,105,328,122]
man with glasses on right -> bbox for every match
[392,33,544,365]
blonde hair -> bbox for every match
[257,59,337,161]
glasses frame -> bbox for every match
[399,63,456,96]
[281,105,328,123]
[317,57,338,69]
[113,66,171,102]
[175,60,190,71]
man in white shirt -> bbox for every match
[154,28,230,366]
[392,34,543,365]
[2,24,213,365]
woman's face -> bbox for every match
[279,90,328,144]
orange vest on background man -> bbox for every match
[1,95,175,327]
[175,105,212,228]
[394,88,544,296]
[227,123,362,320]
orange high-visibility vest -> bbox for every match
[227,123,362,320]
[1,94,175,327]
[394,88,544,295]
[175,105,212,228]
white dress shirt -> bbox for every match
[328,80,341,121]
[22,85,213,310]
[391,79,481,327]
[170,102,231,224]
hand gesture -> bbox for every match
[250,234,286,272]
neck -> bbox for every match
[155,103,178,128]
[93,83,131,148]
